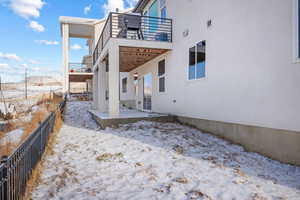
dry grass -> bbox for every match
[0,122,18,157]
[96,152,124,162]
[0,93,63,157]
[20,109,48,143]
[0,93,65,200]
[0,139,17,158]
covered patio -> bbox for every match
[93,38,172,118]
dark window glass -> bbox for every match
[105,59,109,72]
[196,41,206,79]
[161,7,166,18]
[122,78,127,93]
[298,0,300,58]
[159,77,165,92]
[188,41,206,80]
[158,59,165,76]
[189,46,196,80]
[188,65,196,80]
[105,90,109,100]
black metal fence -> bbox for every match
[0,98,66,200]
[93,12,173,65]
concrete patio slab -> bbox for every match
[88,109,175,129]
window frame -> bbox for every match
[188,40,206,81]
[158,59,166,93]
[122,77,127,93]
[293,0,300,62]
[159,77,165,93]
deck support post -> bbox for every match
[93,69,98,109]
[98,61,107,112]
[62,23,69,94]
[108,43,120,116]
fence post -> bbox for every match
[39,121,43,155]
[1,156,8,200]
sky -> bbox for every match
[0,0,138,83]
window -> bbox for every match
[160,0,166,21]
[298,0,300,59]
[105,90,109,100]
[293,0,300,61]
[158,59,165,76]
[161,7,166,18]
[158,59,165,92]
[159,77,165,92]
[188,46,196,80]
[122,78,127,93]
[188,41,206,80]
[105,59,109,72]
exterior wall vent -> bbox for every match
[207,19,212,28]
[183,29,189,37]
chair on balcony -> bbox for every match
[118,14,144,40]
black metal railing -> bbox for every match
[93,12,173,65]
[69,63,92,73]
[0,97,66,200]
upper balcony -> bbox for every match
[92,12,173,65]
[69,62,93,82]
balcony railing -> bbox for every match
[69,63,92,73]
[93,12,173,65]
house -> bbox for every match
[60,0,300,165]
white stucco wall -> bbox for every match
[127,0,300,132]
[93,20,106,49]
[120,72,135,101]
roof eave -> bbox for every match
[133,0,149,13]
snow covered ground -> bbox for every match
[0,128,24,145]
[31,101,300,200]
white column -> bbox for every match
[108,43,120,116]
[98,62,107,112]
[62,23,69,94]
[93,70,98,109]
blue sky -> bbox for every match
[0,0,137,83]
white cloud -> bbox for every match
[10,0,45,19]
[0,63,9,68]
[71,44,82,50]
[84,4,91,15]
[20,63,28,68]
[28,59,39,64]
[103,0,124,15]
[102,0,138,15]
[125,0,138,8]
[35,40,59,45]
[0,52,22,61]
[31,67,40,71]
[29,20,45,32]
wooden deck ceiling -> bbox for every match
[119,46,169,72]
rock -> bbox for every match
[173,145,184,154]
[174,177,188,184]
